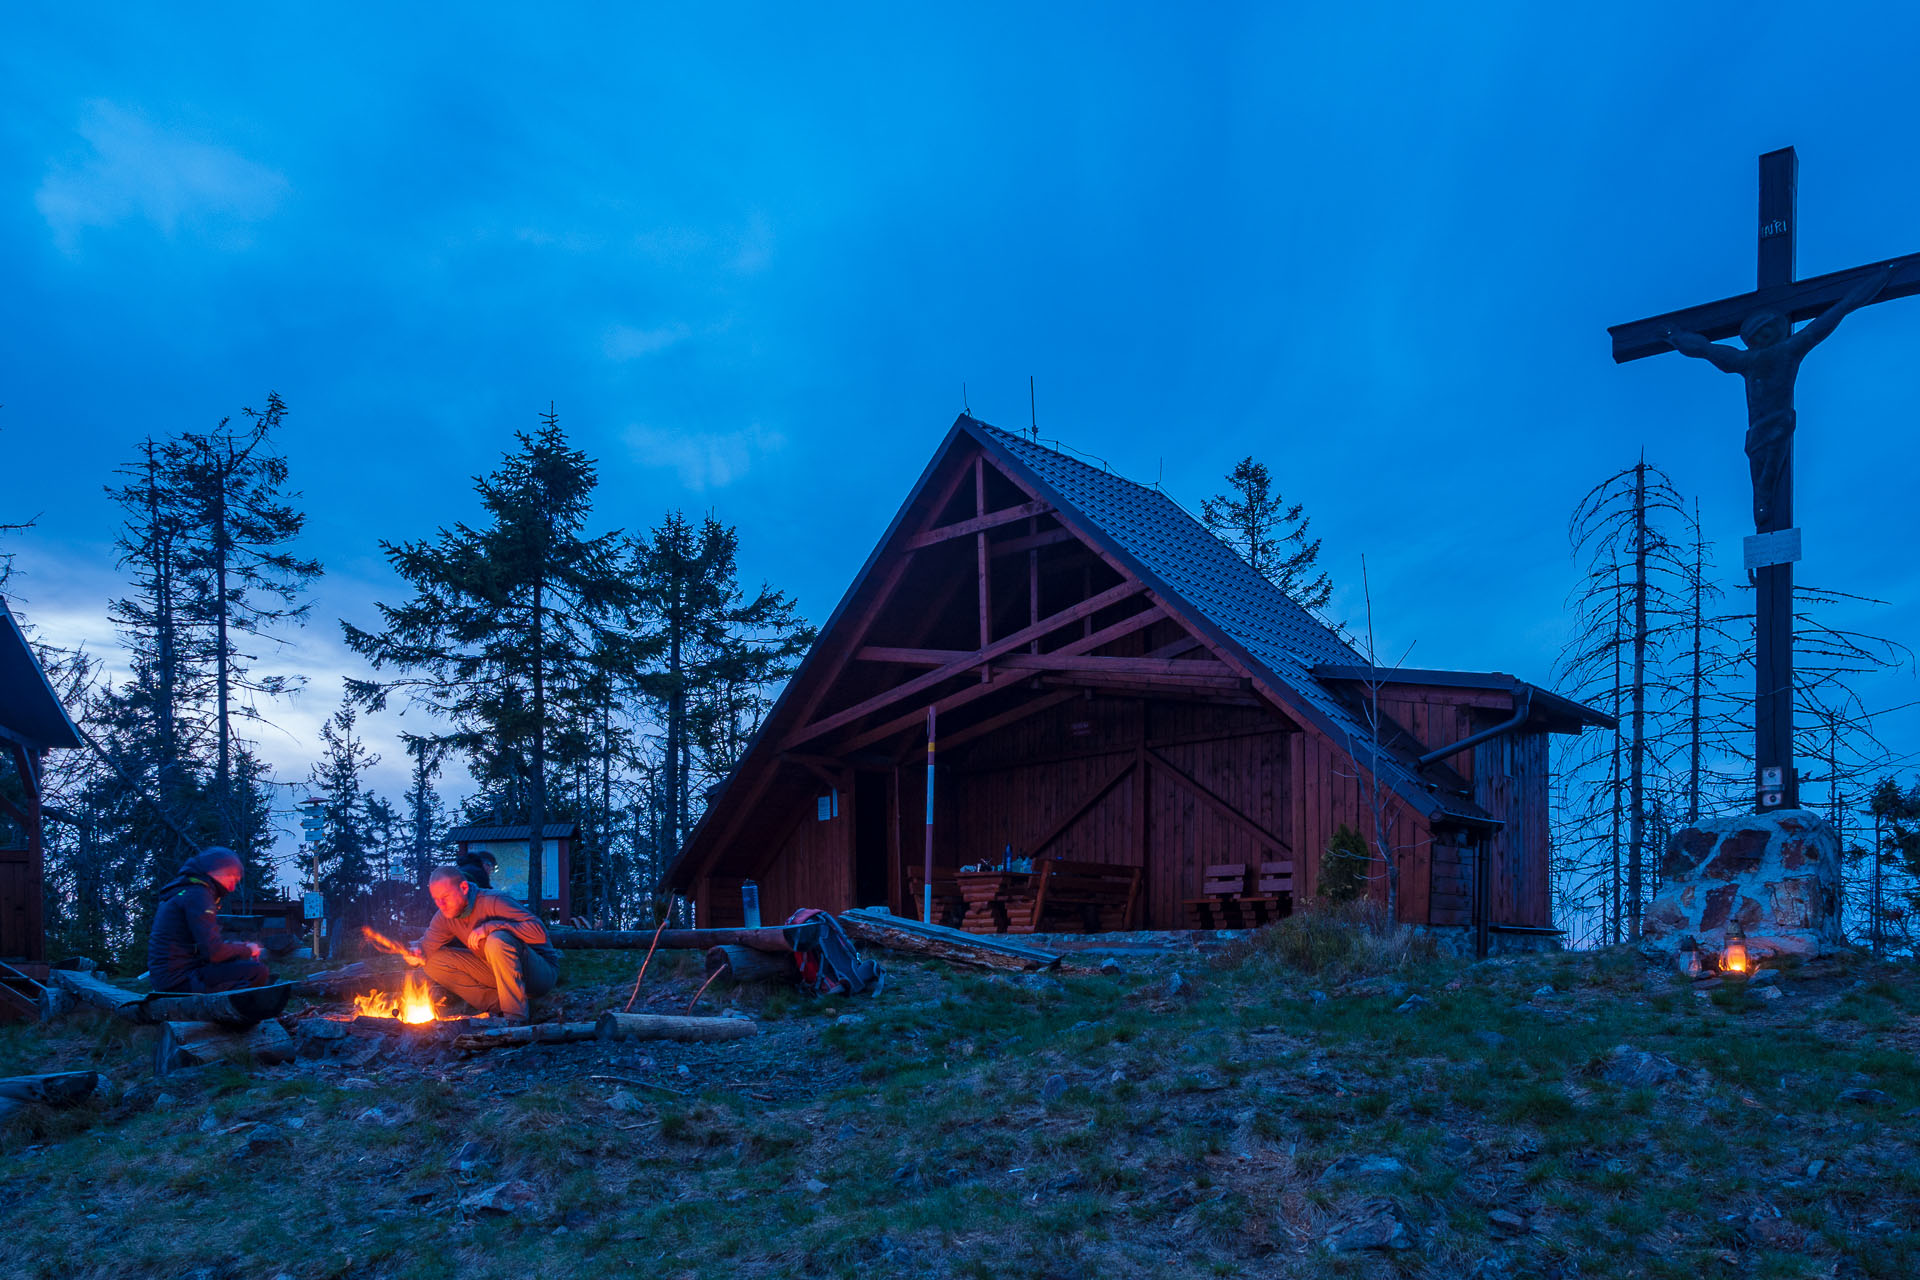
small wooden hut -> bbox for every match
[445,822,576,920]
[660,417,1609,950]
[0,598,84,1010]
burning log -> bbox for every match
[594,1011,759,1043]
[705,945,796,985]
[351,970,440,1024]
[450,1021,600,1052]
[0,1071,98,1120]
[551,924,820,955]
[155,1019,296,1077]
[837,906,1062,972]
[51,969,293,1027]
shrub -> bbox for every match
[1318,823,1371,904]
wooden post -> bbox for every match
[1754,146,1798,812]
[924,705,936,925]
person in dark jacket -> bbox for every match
[404,866,559,1024]
[453,847,497,890]
[147,847,270,993]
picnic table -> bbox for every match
[957,859,1141,935]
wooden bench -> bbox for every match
[1184,860,1294,929]
[1002,858,1142,934]
[1185,863,1250,929]
[1235,860,1295,926]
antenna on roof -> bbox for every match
[1028,376,1039,442]
[963,382,971,416]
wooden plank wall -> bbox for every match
[928,698,1292,930]
[0,848,40,962]
[743,792,853,926]
[1472,730,1551,927]
[1289,727,1432,925]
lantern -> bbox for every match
[1721,924,1749,976]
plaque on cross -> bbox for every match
[1608,147,1919,813]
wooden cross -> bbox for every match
[1609,147,1920,813]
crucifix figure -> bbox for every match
[1664,261,1893,531]
[1609,147,1920,813]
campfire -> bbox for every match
[352,970,440,1024]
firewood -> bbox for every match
[0,1071,98,1120]
[705,945,796,985]
[550,923,819,955]
[449,1021,601,1052]
[594,1011,759,1043]
[837,907,1061,972]
[155,1019,296,1077]
[53,969,293,1027]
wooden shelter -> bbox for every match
[0,598,84,1004]
[661,417,1610,950]
[445,822,576,920]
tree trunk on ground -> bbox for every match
[549,925,817,953]
[0,1072,98,1120]
[706,945,795,984]
[450,1021,600,1051]
[836,908,1059,971]
[594,1011,758,1043]
[156,1020,294,1076]
[53,969,292,1027]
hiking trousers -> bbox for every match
[421,932,557,1022]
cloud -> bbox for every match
[623,422,784,491]
[35,101,288,252]
[603,322,690,361]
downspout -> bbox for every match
[1417,685,1533,768]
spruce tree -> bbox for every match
[1201,457,1335,614]
[636,512,812,870]
[172,393,322,851]
[344,408,636,909]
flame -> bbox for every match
[1722,942,1749,974]
[352,971,438,1024]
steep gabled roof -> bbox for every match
[0,597,83,752]
[665,415,1576,891]
[961,419,1490,827]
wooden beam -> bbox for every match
[1145,745,1292,854]
[837,604,1168,755]
[781,581,1144,749]
[856,648,1232,678]
[991,527,1078,557]
[1609,250,1920,363]
[937,690,1080,753]
[906,500,1053,550]
[838,907,1061,971]
[1022,755,1138,859]
[1038,670,1252,694]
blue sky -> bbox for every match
[4,5,1917,852]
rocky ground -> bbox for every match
[2,911,1918,1279]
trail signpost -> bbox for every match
[1609,147,1920,813]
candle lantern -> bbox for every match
[1720,923,1749,976]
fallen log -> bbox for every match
[838,907,1061,972]
[550,923,820,955]
[294,958,406,996]
[450,1021,600,1052]
[155,1019,296,1077]
[52,970,293,1027]
[0,1071,99,1120]
[705,945,796,985]
[595,1011,759,1043]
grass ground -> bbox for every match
[3,910,1917,1279]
